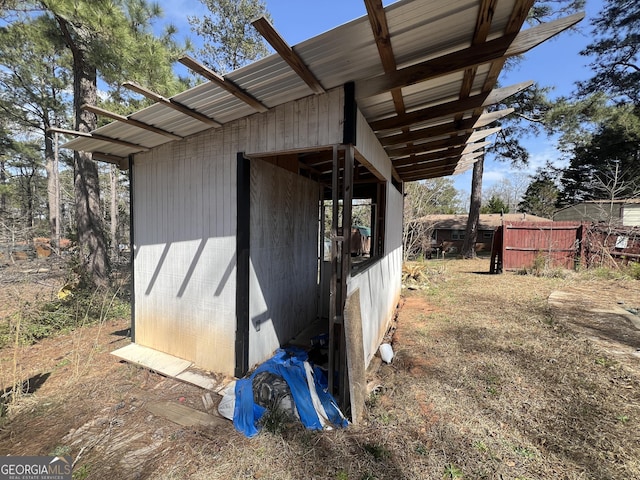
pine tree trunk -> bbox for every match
[44,130,60,250]
[110,164,118,261]
[0,159,6,215]
[461,156,484,259]
[73,58,109,287]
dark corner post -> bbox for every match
[235,152,251,378]
[128,154,135,342]
[343,81,357,145]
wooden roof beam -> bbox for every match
[356,12,584,99]
[392,146,465,168]
[81,104,183,141]
[468,126,501,143]
[378,110,512,147]
[462,141,490,155]
[364,0,396,72]
[370,81,532,132]
[363,0,404,185]
[379,118,477,146]
[391,154,475,174]
[387,134,472,158]
[93,152,130,170]
[252,16,325,95]
[49,127,149,152]
[396,151,484,181]
[122,81,221,127]
[178,55,269,113]
[474,108,515,128]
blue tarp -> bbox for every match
[233,347,348,437]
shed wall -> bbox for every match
[347,182,403,366]
[245,88,344,155]
[133,125,244,375]
[346,112,403,367]
[248,159,320,368]
[622,205,640,227]
[355,109,392,181]
[133,88,345,375]
[554,203,623,223]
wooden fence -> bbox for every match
[490,221,640,273]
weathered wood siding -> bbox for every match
[132,88,344,375]
[354,109,392,181]
[554,203,623,223]
[248,159,320,367]
[245,87,344,155]
[347,183,403,367]
[347,110,403,367]
[133,123,244,375]
[622,205,640,226]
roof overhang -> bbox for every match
[60,0,583,182]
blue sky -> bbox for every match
[157,0,603,198]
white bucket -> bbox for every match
[379,343,394,363]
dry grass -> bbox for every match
[1,257,639,479]
[161,258,640,479]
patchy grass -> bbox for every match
[1,258,639,480]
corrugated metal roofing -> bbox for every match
[62,0,581,182]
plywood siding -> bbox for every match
[248,159,320,367]
[554,203,623,223]
[355,109,392,181]
[133,123,244,375]
[348,183,403,367]
[245,88,344,155]
[622,205,640,227]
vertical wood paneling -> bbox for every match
[245,87,344,155]
[248,159,320,367]
[347,184,403,367]
[307,95,319,146]
[355,109,392,181]
[133,119,244,375]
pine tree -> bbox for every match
[2,0,186,286]
[189,0,272,74]
[519,169,560,218]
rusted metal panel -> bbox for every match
[500,221,583,270]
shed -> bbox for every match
[60,0,581,416]
[553,199,640,227]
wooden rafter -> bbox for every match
[178,55,269,113]
[386,135,471,158]
[468,126,501,143]
[403,154,484,180]
[93,152,130,170]
[364,0,395,72]
[387,129,498,159]
[378,110,512,147]
[370,82,532,132]
[355,13,583,99]
[364,0,404,184]
[252,16,325,95]
[379,119,477,146]
[392,147,465,168]
[474,108,515,127]
[82,104,183,141]
[49,127,149,151]
[462,141,490,155]
[122,81,221,127]
[453,0,499,132]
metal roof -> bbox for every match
[62,0,583,182]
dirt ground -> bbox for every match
[1,257,639,479]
